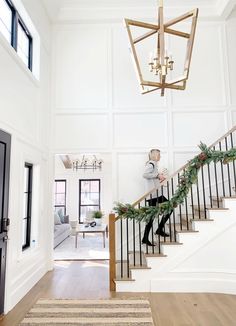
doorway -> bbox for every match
[53,153,112,261]
[0,129,11,315]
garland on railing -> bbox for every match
[113,143,236,223]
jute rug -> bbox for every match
[19,298,154,325]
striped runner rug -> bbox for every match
[19,298,154,325]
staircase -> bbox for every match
[109,126,236,293]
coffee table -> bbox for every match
[75,223,108,248]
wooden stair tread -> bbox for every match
[114,277,135,282]
[211,195,236,200]
[129,265,151,270]
[191,218,214,222]
[145,253,167,257]
[178,214,213,221]
[191,205,223,210]
[160,241,183,245]
[176,229,199,233]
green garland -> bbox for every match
[113,142,236,223]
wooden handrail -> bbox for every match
[109,213,116,291]
[132,125,236,207]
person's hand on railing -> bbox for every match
[158,173,166,182]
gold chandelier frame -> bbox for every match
[124,1,199,96]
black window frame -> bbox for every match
[54,179,67,215]
[78,179,101,224]
[22,162,33,251]
[1,0,33,71]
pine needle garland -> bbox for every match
[113,143,236,223]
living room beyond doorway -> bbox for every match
[53,153,112,260]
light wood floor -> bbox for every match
[1,260,236,326]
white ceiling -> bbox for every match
[42,0,236,22]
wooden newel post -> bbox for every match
[109,213,116,291]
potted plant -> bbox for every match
[92,210,103,226]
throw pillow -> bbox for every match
[54,213,62,225]
[63,215,69,224]
[57,209,65,223]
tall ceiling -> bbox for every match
[41,0,236,22]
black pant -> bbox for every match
[142,195,172,242]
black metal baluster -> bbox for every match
[225,137,232,197]
[201,165,207,219]
[161,185,167,241]
[120,219,123,278]
[138,203,142,266]
[196,176,201,219]
[126,218,129,279]
[183,168,189,230]
[167,181,172,241]
[178,173,183,230]
[133,218,136,266]
[213,146,220,208]
[171,178,177,242]
[207,163,213,208]
[230,133,236,192]
[219,142,225,197]
[151,195,155,254]
[190,185,195,220]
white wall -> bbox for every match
[0,0,52,313]
[52,12,235,206]
[54,155,113,223]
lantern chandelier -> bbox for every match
[72,155,103,171]
[124,0,199,96]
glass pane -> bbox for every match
[55,194,65,206]
[90,193,99,205]
[56,181,65,194]
[90,181,99,192]
[23,193,28,218]
[81,181,90,193]
[80,192,99,205]
[24,166,29,192]
[80,206,99,223]
[0,0,12,43]
[17,22,29,66]
[22,218,27,247]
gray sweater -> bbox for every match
[143,160,160,195]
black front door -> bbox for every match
[0,130,11,315]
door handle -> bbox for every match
[3,235,9,242]
[3,218,10,232]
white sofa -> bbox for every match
[54,213,71,248]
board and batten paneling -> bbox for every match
[54,26,109,110]
[113,112,168,148]
[172,111,227,148]
[171,24,227,107]
[54,114,109,150]
[52,17,235,203]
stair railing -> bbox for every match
[110,125,236,284]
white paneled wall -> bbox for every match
[0,0,52,313]
[52,14,236,205]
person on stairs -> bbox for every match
[142,149,172,247]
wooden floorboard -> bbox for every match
[1,260,236,326]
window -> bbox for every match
[17,19,32,69]
[54,180,66,215]
[22,163,33,250]
[0,0,12,43]
[0,0,33,70]
[79,179,101,223]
